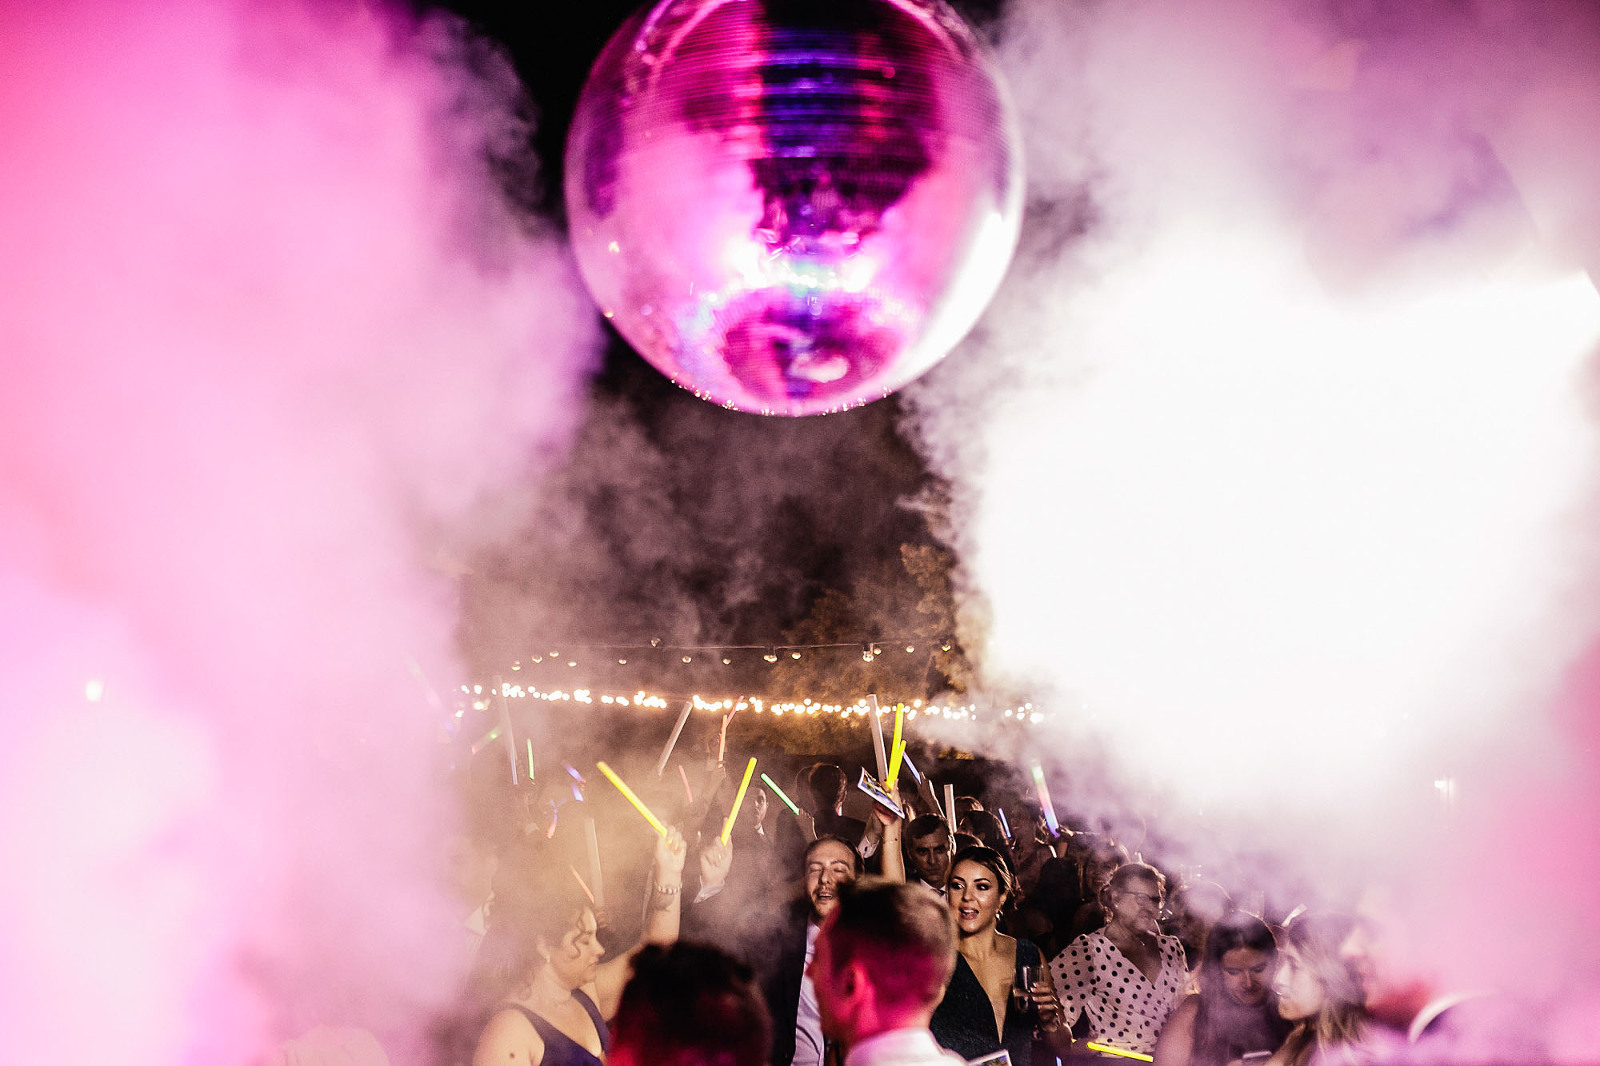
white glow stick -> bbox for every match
[655,700,693,776]
[944,783,957,838]
[867,693,888,779]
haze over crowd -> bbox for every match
[3,0,1599,1063]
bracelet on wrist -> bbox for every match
[653,882,682,895]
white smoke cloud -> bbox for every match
[908,0,1600,1052]
[0,2,596,1063]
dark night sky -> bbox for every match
[433,0,1008,694]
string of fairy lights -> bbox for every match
[454,635,1048,732]
[500,635,958,670]
[458,682,1046,726]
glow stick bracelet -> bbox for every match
[887,705,904,785]
[583,817,606,908]
[656,700,693,775]
[678,763,694,804]
[720,757,758,845]
[944,783,957,838]
[1086,1044,1153,1062]
[867,694,888,779]
[1030,762,1060,834]
[997,806,1013,843]
[596,761,668,837]
[761,772,801,815]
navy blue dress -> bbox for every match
[499,990,611,1066]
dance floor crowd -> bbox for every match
[432,752,1486,1066]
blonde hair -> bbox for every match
[1277,915,1369,1066]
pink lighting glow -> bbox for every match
[0,2,595,1063]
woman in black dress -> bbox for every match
[930,846,1072,1064]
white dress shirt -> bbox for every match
[844,1027,966,1066]
[792,920,826,1066]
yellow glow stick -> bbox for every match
[1086,1043,1154,1062]
[887,705,904,785]
[596,760,668,837]
[720,756,758,845]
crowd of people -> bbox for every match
[437,750,1479,1066]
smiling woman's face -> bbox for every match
[948,858,1005,935]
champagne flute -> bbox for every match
[1011,963,1038,1022]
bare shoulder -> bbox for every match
[472,1006,546,1066]
[1171,994,1200,1021]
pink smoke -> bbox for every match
[0,2,596,1063]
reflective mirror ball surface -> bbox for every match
[565,0,1023,415]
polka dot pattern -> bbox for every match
[1049,930,1186,1055]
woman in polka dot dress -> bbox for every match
[1050,863,1187,1057]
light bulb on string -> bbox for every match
[764,649,779,663]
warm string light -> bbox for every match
[458,683,1047,726]
[503,635,955,675]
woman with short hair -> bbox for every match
[1050,863,1187,1057]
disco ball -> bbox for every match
[564,0,1023,416]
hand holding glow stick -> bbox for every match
[761,772,801,815]
[656,700,693,776]
[720,756,758,845]
[596,760,668,837]
[867,694,888,779]
[886,704,904,785]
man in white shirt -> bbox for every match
[809,879,964,1066]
